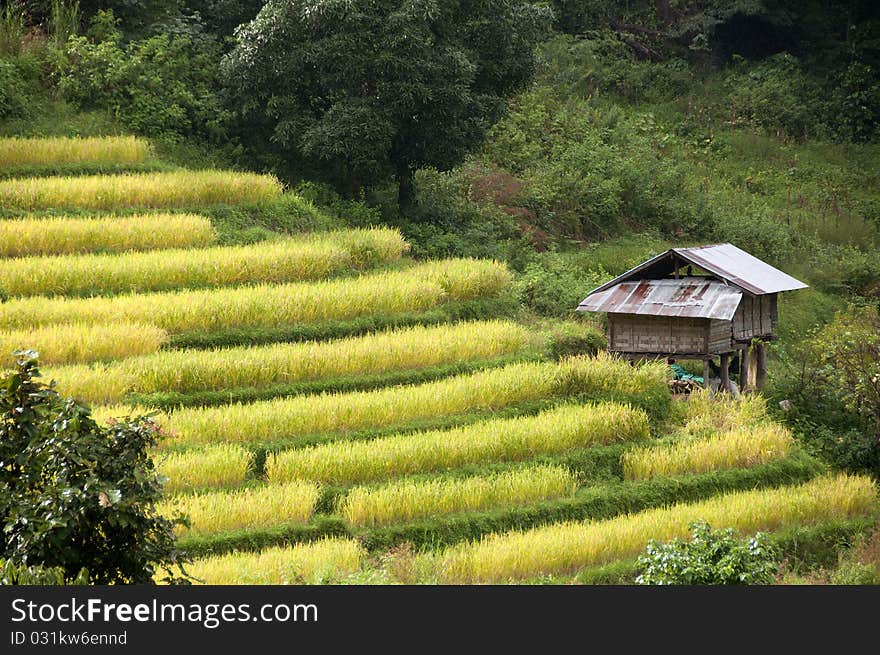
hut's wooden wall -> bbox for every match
[732,294,777,341]
[609,314,727,355]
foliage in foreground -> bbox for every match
[635,520,780,585]
[0,353,188,584]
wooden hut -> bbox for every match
[576,243,808,392]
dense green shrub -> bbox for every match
[545,320,607,359]
[723,54,826,140]
[54,10,227,142]
[833,61,880,142]
[0,352,190,584]
[770,307,880,479]
[636,520,780,585]
[512,252,606,318]
[0,55,38,120]
[0,559,90,585]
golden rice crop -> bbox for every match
[268,403,649,485]
[156,444,251,494]
[0,170,282,210]
[440,473,878,582]
[340,465,579,526]
[48,320,533,404]
[159,480,319,537]
[683,388,770,436]
[622,425,794,480]
[0,228,408,297]
[0,258,510,333]
[0,135,151,167]
[185,539,364,585]
[0,322,167,366]
[159,354,659,447]
[0,214,216,257]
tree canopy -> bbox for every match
[222,0,551,209]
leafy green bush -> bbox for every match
[832,61,880,143]
[723,54,826,140]
[54,10,227,142]
[545,320,607,359]
[0,352,190,584]
[0,55,38,121]
[769,306,880,478]
[513,252,606,318]
[636,521,780,585]
[0,559,90,585]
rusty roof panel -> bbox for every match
[577,278,743,320]
[587,243,808,296]
[673,243,808,295]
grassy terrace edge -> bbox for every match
[166,295,521,349]
[176,451,824,557]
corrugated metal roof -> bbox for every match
[674,243,808,295]
[588,243,808,296]
[577,278,743,320]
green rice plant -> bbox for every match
[0,136,150,168]
[159,480,319,538]
[0,322,167,366]
[0,214,216,257]
[340,465,579,526]
[48,320,533,404]
[0,228,408,297]
[159,354,659,447]
[184,539,364,584]
[623,425,794,480]
[438,473,877,582]
[0,258,510,333]
[0,170,282,210]
[683,388,770,436]
[268,403,649,485]
[156,444,251,494]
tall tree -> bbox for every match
[222,0,551,210]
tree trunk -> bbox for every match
[397,162,415,214]
[756,341,768,392]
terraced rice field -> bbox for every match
[0,136,151,167]
[6,135,876,585]
[0,170,282,209]
[0,257,510,333]
[0,227,407,297]
[0,213,216,257]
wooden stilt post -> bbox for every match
[756,341,767,392]
[720,353,731,393]
[703,359,711,392]
[740,345,751,394]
